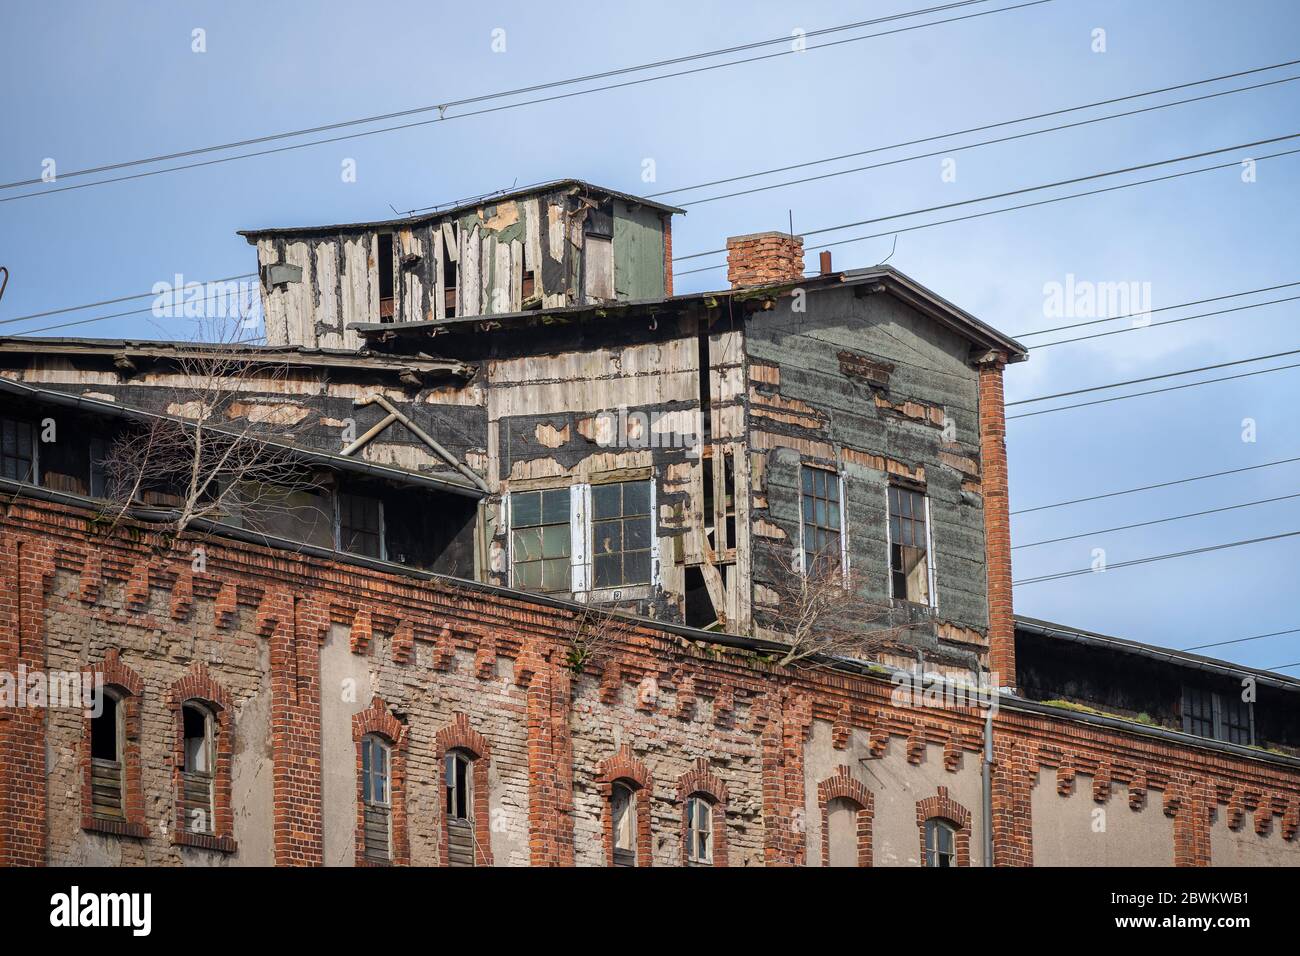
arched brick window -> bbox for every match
[916,786,971,867]
[817,767,874,867]
[435,714,493,867]
[167,664,235,853]
[81,650,148,839]
[353,697,408,866]
[676,758,728,867]
[597,745,653,866]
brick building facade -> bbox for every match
[1,181,1297,867]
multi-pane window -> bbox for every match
[591,480,652,589]
[889,485,931,605]
[180,703,215,834]
[800,466,841,574]
[924,818,956,867]
[338,492,383,559]
[445,751,475,867]
[685,795,713,865]
[511,488,571,593]
[89,691,124,820]
[361,734,391,863]
[611,782,637,866]
[0,417,36,483]
[1182,685,1252,745]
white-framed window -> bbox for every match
[887,484,935,607]
[924,818,956,867]
[685,794,714,865]
[591,479,653,589]
[800,464,845,576]
[508,487,572,593]
[611,781,637,866]
[507,477,657,597]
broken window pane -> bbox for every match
[801,465,842,576]
[888,485,930,605]
[511,488,571,593]
[925,818,956,867]
[591,480,652,589]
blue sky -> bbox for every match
[3,0,1299,670]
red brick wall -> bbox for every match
[1,497,1297,868]
[977,356,1016,688]
[726,232,804,288]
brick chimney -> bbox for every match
[726,232,804,288]
[975,350,1016,691]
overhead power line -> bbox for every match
[1180,626,1300,653]
[673,72,1300,207]
[649,56,1300,200]
[0,0,1052,203]
[1012,492,1300,549]
[1006,357,1300,420]
[1029,293,1300,350]
[1013,530,1300,586]
[1008,346,1300,406]
[673,132,1300,262]
[0,273,256,327]
[1010,455,1300,515]
[1012,279,1300,339]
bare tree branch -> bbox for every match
[762,544,910,667]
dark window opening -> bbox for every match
[888,484,929,604]
[1,417,36,483]
[378,233,395,321]
[445,751,475,867]
[801,466,841,576]
[521,269,537,306]
[91,693,119,762]
[180,702,214,834]
[592,480,652,589]
[90,692,123,820]
[511,488,571,593]
[697,330,712,444]
[338,492,383,559]
[684,566,716,629]
[442,234,458,317]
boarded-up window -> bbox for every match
[592,480,652,589]
[90,692,124,820]
[511,488,571,593]
[361,734,391,863]
[889,484,930,605]
[583,235,614,302]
